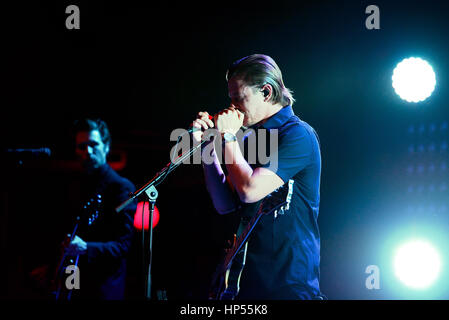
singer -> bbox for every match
[192,54,325,300]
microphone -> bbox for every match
[4,148,52,158]
[187,115,214,133]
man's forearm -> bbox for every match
[201,144,237,214]
[223,140,254,202]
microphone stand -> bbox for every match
[116,135,209,300]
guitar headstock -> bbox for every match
[82,194,103,226]
[258,179,294,218]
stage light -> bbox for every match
[393,239,441,289]
[418,144,424,153]
[392,57,436,103]
[419,124,425,133]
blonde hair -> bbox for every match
[226,54,295,106]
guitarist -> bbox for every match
[62,118,137,299]
[192,54,324,300]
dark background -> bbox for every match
[1,0,449,299]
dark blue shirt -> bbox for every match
[237,105,322,300]
[78,164,136,299]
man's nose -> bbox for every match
[80,145,93,155]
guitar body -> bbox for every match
[209,242,248,300]
[53,229,80,301]
[53,194,102,300]
[209,179,294,300]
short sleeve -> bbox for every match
[261,123,315,183]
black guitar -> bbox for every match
[209,179,294,300]
[53,194,103,300]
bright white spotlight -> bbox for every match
[393,239,441,289]
[392,57,436,103]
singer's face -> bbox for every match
[228,78,266,127]
[75,130,109,172]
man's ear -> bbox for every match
[105,144,110,155]
[261,84,273,101]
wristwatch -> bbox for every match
[222,132,237,143]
